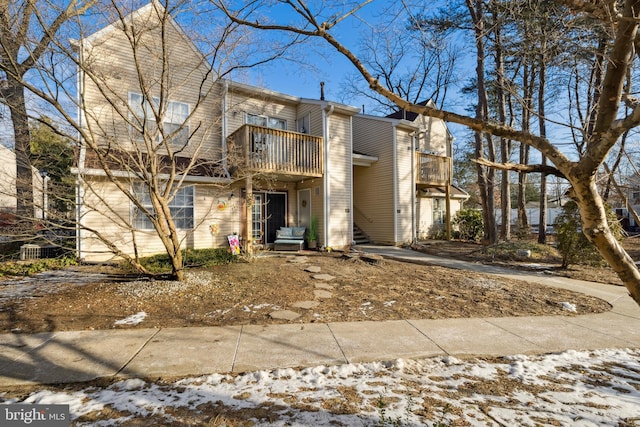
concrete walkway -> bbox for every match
[1,245,639,387]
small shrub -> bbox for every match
[482,240,558,262]
[554,200,623,268]
[139,247,239,272]
[0,256,77,277]
[452,209,484,242]
[427,225,446,240]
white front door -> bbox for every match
[298,188,311,228]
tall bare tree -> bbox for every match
[339,3,459,114]
[0,0,95,219]
[216,0,640,306]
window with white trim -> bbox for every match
[246,113,286,130]
[296,114,310,133]
[132,183,194,230]
[129,92,189,145]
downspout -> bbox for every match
[349,115,354,246]
[221,80,230,177]
[76,43,86,261]
[323,104,334,247]
[410,131,416,243]
[392,123,398,244]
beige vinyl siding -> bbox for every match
[352,116,396,244]
[395,129,414,243]
[325,111,352,249]
[192,185,242,249]
[81,5,221,161]
[415,115,450,156]
[298,103,325,240]
[284,182,299,226]
[295,178,323,241]
[80,178,242,261]
[297,103,324,137]
[78,6,228,261]
[225,90,298,134]
[80,177,139,261]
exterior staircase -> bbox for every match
[353,223,371,245]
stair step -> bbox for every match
[352,224,370,245]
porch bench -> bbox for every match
[274,227,306,251]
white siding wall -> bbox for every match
[416,196,464,240]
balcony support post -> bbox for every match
[445,157,452,240]
[244,125,253,256]
[245,174,253,256]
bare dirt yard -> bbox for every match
[2,237,637,334]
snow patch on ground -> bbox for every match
[114,311,147,325]
[6,348,640,426]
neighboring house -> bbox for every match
[614,173,640,232]
[73,2,466,262]
[0,143,47,219]
[0,144,16,213]
[352,105,468,244]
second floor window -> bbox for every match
[246,113,286,130]
[129,92,190,146]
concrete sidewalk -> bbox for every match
[1,246,639,387]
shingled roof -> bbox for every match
[385,100,430,121]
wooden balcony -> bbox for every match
[416,152,451,186]
[227,125,323,177]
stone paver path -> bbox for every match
[271,255,342,319]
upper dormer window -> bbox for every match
[129,92,190,146]
[246,113,286,130]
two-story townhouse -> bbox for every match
[352,103,469,245]
[73,2,358,261]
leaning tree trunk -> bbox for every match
[572,176,640,305]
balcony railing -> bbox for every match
[416,152,451,186]
[227,125,324,177]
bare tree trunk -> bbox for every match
[517,61,534,232]
[468,0,497,243]
[494,11,511,241]
[4,78,33,219]
[538,52,548,244]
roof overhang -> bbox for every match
[419,186,470,200]
[70,167,232,185]
[352,153,378,167]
